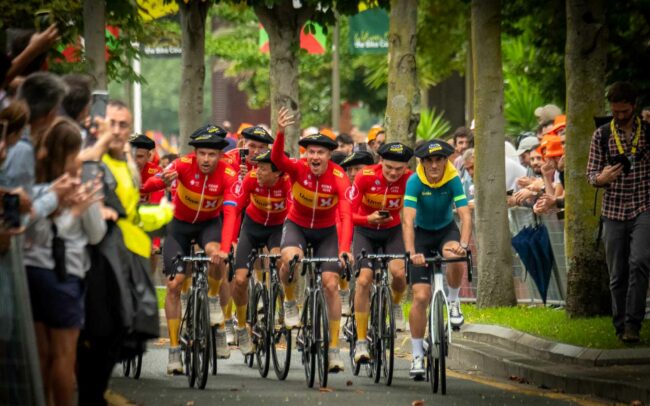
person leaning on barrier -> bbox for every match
[586,81,650,344]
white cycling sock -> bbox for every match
[448,287,460,303]
[411,338,424,358]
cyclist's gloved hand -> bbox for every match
[339,251,353,266]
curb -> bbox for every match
[461,324,650,366]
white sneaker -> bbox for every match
[340,289,351,316]
[236,327,253,355]
[392,304,406,332]
[353,340,370,363]
[328,348,345,373]
[409,355,425,378]
[284,300,300,329]
[167,346,183,375]
[209,296,224,326]
[226,319,236,345]
[449,301,464,329]
[215,327,230,359]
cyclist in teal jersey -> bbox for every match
[402,139,473,379]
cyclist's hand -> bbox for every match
[444,242,466,257]
[367,211,393,225]
[214,250,229,265]
[411,253,425,266]
[339,251,353,266]
[162,169,178,186]
[239,163,248,178]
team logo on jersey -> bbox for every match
[390,186,400,193]
[346,186,358,201]
[181,156,192,163]
[231,180,243,197]
[225,167,236,177]
[387,198,401,208]
[177,183,223,212]
[319,197,333,207]
[147,168,158,175]
[251,194,286,213]
[375,180,381,185]
[333,169,343,178]
[292,183,337,210]
[208,184,219,193]
[321,184,332,193]
[362,169,374,176]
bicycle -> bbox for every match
[406,250,472,395]
[289,244,351,388]
[346,249,406,386]
[169,245,213,390]
[121,354,143,379]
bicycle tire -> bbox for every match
[186,290,197,388]
[245,279,257,368]
[431,291,447,394]
[344,287,361,376]
[211,326,217,376]
[367,289,378,380]
[299,294,315,388]
[271,284,291,380]
[122,358,131,377]
[254,284,271,377]
[315,290,329,388]
[132,354,143,379]
[379,286,394,386]
[194,289,210,389]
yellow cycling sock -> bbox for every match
[284,282,296,302]
[391,289,404,306]
[225,298,234,320]
[236,304,247,328]
[329,319,340,348]
[181,277,192,294]
[256,270,263,283]
[339,278,349,291]
[168,319,180,348]
[208,276,222,297]
[355,312,369,341]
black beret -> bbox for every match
[378,142,413,162]
[129,134,155,150]
[298,133,338,151]
[414,139,455,159]
[241,126,274,144]
[252,150,290,172]
[330,151,347,165]
[340,151,375,169]
[190,124,227,139]
[188,132,229,150]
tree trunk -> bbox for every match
[178,0,210,154]
[471,0,517,308]
[564,0,610,317]
[83,0,107,89]
[254,3,313,158]
[384,0,418,147]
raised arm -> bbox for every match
[271,107,299,178]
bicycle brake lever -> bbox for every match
[466,250,473,283]
[288,254,299,283]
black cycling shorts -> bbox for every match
[280,219,339,273]
[409,221,460,285]
[162,217,222,274]
[352,225,404,269]
[234,214,283,270]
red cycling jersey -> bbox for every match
[235,170,292,227]
[142,154,240,252]
[350,163,412,230]
[271,131,353,252]
[139,161,164,204]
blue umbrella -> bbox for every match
[512,224,555,304]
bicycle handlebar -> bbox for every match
[288,253,351,283]
[405,250,473,283]
[354,248,408,277]
[169,253,211,281]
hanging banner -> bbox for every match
[259,22,327,55]
[349,7,389,54]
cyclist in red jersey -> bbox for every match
[349,142,413,362]
[272,107,353,373]
[221,126,274,178]
[227,150,292,355]
[130,134,164,204]
[142,125,241,372]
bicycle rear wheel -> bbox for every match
[211,326,217,375]
[314,291,329,388]
[271,284,291,380]
[184,293,196,388]
[193,289,211,389]
[245,279,257,368]
[344,288,361,376]
[298,295,315,388]
[132,354,143,379]
[431,291,447,394]
[379,286,394,386]
[254,284,271,377]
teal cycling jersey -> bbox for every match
[404,161,468,231]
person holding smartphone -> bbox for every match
[348,142,413,363]
[129,134,163,204]
[220,125,274,178]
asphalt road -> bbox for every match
[108,341,598,406]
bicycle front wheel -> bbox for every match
[271,284,291,380]
[193,289,211,389]
[132,354,143,379]
[431,291,447,395]
[254,284,271,377]
[379,286,394,386]
[314,290,329,388]
[298,294,315,388]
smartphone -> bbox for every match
[239,148,249,161]
[379,210,390,218]
[81,161,104,197]
[35,9,54,32]
[90,91,109,122]
[2,193,21,229]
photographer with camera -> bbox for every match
[587,81,650,344]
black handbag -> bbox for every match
[52,223,67,282]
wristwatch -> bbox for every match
[460,242,469,250]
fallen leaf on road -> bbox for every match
[186,402,194,406]
[346,380,353,386]
[355,390,364,395]
[319,387,333,393]
[155,338,170,346]
[412,400,425,406]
